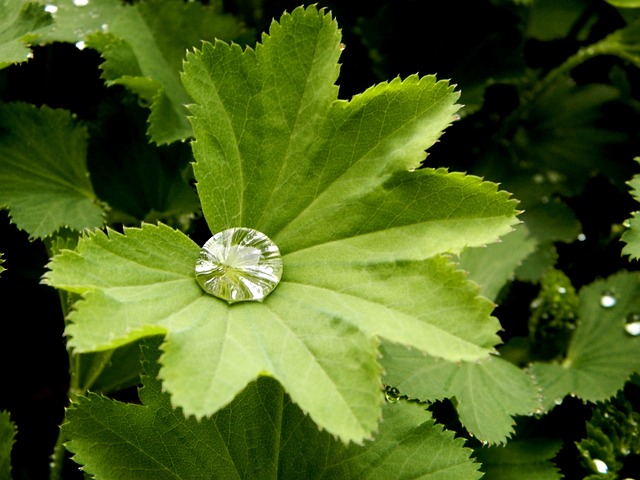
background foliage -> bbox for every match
[1,0,640,479]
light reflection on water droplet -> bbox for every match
[195,227,283,303]
[625,313,640,336]
[600,291,616,308]
[101,23,109,33]
[75,41,86,50]
[578,233,586,241]
[593,458,608,474]
[44,4,58,13]
[384,386,400,403]
[73,0,89,6]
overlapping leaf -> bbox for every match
[0,0,53,70]
[0,410,16,479]
[0,103,104,238]
[474,438,563,480]
[529,272,640,410]
[381,342,541,444]
[64,340,482,480]
[37,0,245,144]
[622,157,640,259]
[45,6,519,442]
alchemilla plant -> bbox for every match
[1,0,640,479]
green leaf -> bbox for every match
[38,0,245,144]
[381,342,541,444]
[622,157,640,259]
[474,438,563,480]
[46,6,519,443]
[64,340,482,479]
[606,0,640,7]
[529,271,640,410]
[0,0,53,69]
[0,103,104,238]
[0,253,4,275]
[0,410,16,479]
[458,223,537,301]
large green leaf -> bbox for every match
[0,103,105,238]
[38,0,245,144]
[46,6,519,442]
[381,342,541,444]
[529,272,640,410]
[0,0,53,69]
[64,340,482,479]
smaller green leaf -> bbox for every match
[622,157,640,259]
[474,438,563,480]
[605,0,640,9]
[529,272,640,410]
[0,410,16,478]
[381,342,541,444]
[458,223,537,301]
[0,253,4,276]
[0,1,53,69]
[0,103,105,238]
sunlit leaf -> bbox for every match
[46,6,519,443]
[529,272,640,410]
[0,103,104,238]
[381,342,541,444]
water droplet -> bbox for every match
[384,385,400,403]
[557,286,567,294]
[195,227,283,303]
[73,0,89,6]
[554,397,563,405]
[452,114,461,121]
[339,42,346,51]
[75,41,86,50]
[577,233,587,241]
[625,313,640,336]
[600,291,617,308]
[533,173,545,184]
[593,458,608,474]
[101,23,109,33]
[44,4,58,13]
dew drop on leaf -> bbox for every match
[384,385,400,403]
[593,458,608,474]
[195,227,283,304]
[624,313,640,337]
[600,291,617,308]
[44,4,58,13]
[73,0,89,6]
[75,41,86,51]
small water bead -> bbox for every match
[593,458,608,474]
[384,386,400,403]
[578,233,587,242]
[195,227,283,304]
[75,40,86,50]
[44,4,58,13]
[600,291,617,308]
[625,313,640,337]
[73,0,89,6]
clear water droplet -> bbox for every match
[73,0,89,6]
[554,397,563,405]
[593,458,608,474]
[101,23,109,33]
[557,286,567,294]
[625,313,640,336]
[44,4,58,13]
[75,40,86,50]
[384,386,400,403]
[578,233,587,242]
[195,227,283,303]
[600,291,617,308]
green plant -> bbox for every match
[1,1,640,479]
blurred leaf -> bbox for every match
[0,103,105,238]
[381,342,541,444]
[529,271,640,410]
[525,0,591,41]
[0,410,16,479]
[0,0,53,69]
[606,0,640,7]
[474,438,563,480]
[622,157,640,259]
